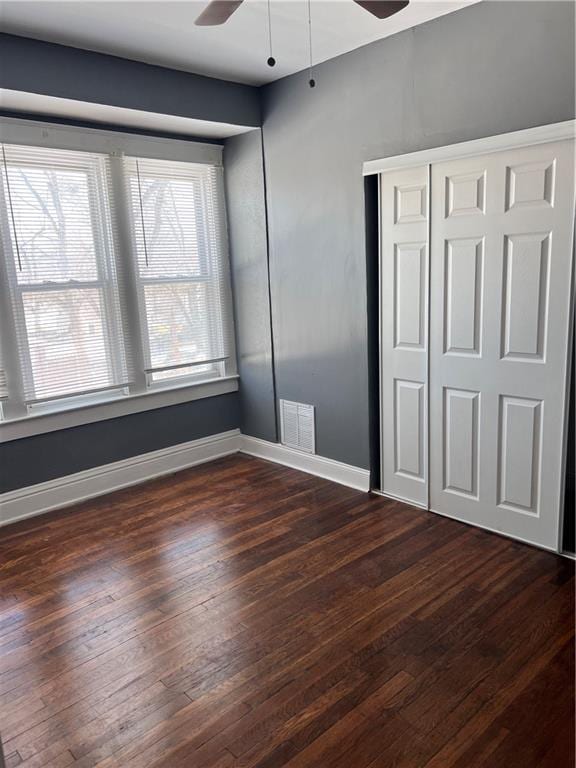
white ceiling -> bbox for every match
[1,0,480,86]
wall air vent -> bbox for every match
[279,399,316,454]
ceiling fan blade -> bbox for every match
[353,1,409,20]
[195,0,245,26]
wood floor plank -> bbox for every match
[0,455,572,768]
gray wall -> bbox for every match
[260,0,575,469]
[224,130,277,442]
[0,33,261,128]
[0,394,239,493]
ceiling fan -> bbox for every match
[195,1,410,27]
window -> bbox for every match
[124,157,233,386]
[0,140,236,425]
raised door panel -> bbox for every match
[506,160,555,211]
[394,243,426,349]
[446,170,486,217]
[444,238,484,356]
[501,233,549,361]
[395,183,427,224]
[443,388,479,499]
[394,379,424,480]
[498,396,542,514]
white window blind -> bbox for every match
[0,344,7,401]
[0,144,131,405]
[0,138,235,424]
[123,156,233,383]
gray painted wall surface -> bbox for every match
[0,393,239,493]
[260,0,575,469]
[0,33,261,128]
[225,131,277,442]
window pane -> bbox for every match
[22,289,115,401]
[143,282,218,371]
[130,175,204,278]
[5,164,100,284]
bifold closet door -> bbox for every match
[429,139,575,550]
[380,166,429,506]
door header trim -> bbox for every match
[363,120,576,176]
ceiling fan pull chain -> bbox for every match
[307,0,315,87]
[267,0,276,66]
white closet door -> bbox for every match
[380,166,429,506]
[429,139,575,550]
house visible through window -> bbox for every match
[0,143,235,422]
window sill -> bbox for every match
[0,376,239,443]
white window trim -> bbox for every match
[0,374,239,442]
[0,118,238,442]
[0,117,223,165]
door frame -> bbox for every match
[366,120,576,554]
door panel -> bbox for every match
[380,166,428,506]
[394,243,426,349]
[443,387,480,499]
[498,395,542,514]
[502,233,549,360]
[394,379,425,480]
[444,237,484,355]
[429,139,575,550]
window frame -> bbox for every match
[1,151,128,404]
[0,117,238,443]
[124,156,231,390]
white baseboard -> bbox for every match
[0,430,371,528]
[240,436,371,492]
[2,430,565,557]
[0,429,242,527]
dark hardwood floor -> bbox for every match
[0,455,573,768]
